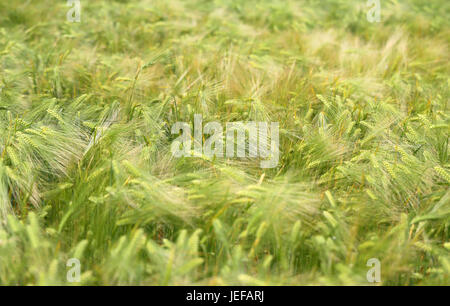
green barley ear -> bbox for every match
[434,166,450,184]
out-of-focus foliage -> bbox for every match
[0,0,448,285]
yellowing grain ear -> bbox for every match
[72,239,88,260]
[187,229,202,255]
[325,190,336,208]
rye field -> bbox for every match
[0,0,448,286]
